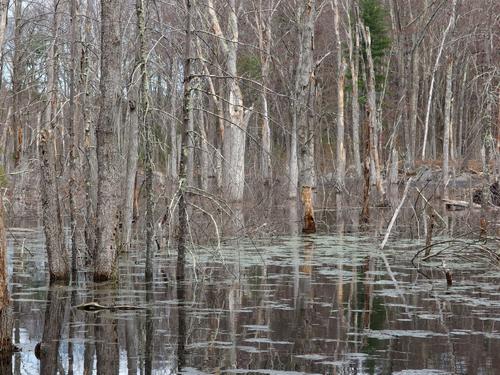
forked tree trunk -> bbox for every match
[207,0,252,202]
[40,0,70,282]
[94,0,122,281]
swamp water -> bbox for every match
[4,219,500,374]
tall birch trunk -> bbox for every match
[94,0,122,281]
[40,1,70,281]
[256,0,273,181]
[207,0,252,202]
[333,0,346,186]
[422,0,456,160]
[361,25,385,200]
[347,4,362,177]
[442,59,453,198]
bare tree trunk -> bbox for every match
[94,0,122,281]
[347,4,362,177]
[422,0,456,160]
[68,0,80,274]
[296,0,316,231]
[138,0,154,282]
[361,25,385,201]
[121,0,146,252]
[82,0,98,260]
[122,76,140,251]
[409,39,419,167]
[40,0,70,282]
[442,58,453,198]
[289,118,298,198]
[0,203,13,354]
[12,0,23,167]
[333,0,346,186]
[208,0,252,202]
[255,0,273,181]
[177,0,193,297]
[0,0,7,47]
[169,61,179,180]
[457,64,467,159]
[199,99,210,191]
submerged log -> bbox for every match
[301,186,316,234]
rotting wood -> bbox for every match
[301,186,316,234]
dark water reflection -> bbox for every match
[4,222,500,374]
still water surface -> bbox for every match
[6,225,500,374]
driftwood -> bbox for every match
[380,177,413,250]
[442,198,481,210]
[75,302,147,312]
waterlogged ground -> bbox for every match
[4,219,500,375]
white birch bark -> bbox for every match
[333,0,346,186]
[421,0,457,160]
[207,0,252,202]
[346,2,362,177]
[361,25,385,199]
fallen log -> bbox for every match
[75,302,147,312]
[442,198,481,211]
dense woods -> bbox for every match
[0,0,498,372]
[0,0,497,292]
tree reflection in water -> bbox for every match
[39,283,68,375]
[94,284,119,375]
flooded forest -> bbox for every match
[0,0,499,374]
